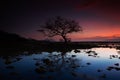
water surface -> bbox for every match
[0,47,120,80]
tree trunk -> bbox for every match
[62,35,67,43]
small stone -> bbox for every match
[16,57,22,61]
[86,62,91,65]
[97,69,102,72]
[72,55,76,57]
[115,67,120,71]
[35,66,47,73]
[35,63,40,66]
[74,49,80,53]
[114,63,119,66]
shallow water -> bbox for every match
[0,47,120,80]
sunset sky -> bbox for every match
[1,0,120,41]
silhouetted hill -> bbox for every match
[0,30,54,55]
[0,30,30,45]
[0,30,28,43]
[0,30,34,54]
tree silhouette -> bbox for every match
[38,16,82,43]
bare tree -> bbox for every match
[38,16,82,43]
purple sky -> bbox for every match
[1,0,120,41]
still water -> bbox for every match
[0,48,120,80]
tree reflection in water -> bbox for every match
[34,48,82,79]
[2,47,120,80]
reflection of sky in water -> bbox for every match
[72,48,120,80]
[0,48,120,80]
